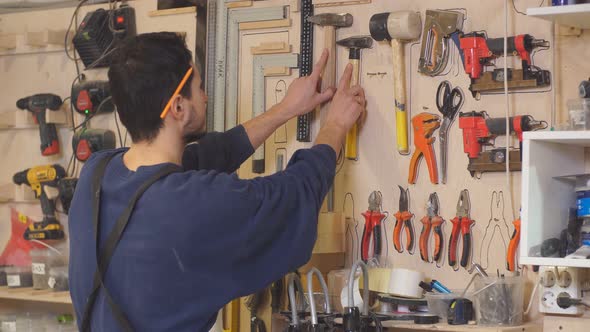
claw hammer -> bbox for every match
[370,11,421,155]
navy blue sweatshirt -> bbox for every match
[68,125,336,331]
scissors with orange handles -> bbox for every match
[393,186,414,254]
[408,113,441,184]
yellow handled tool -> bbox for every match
[369,11,422,155]
[336,36,373,160]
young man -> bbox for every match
[69,32,365,331]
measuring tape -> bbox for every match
[296,0,314,142]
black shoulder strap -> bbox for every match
[81,154,182,332]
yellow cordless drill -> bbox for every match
[13,165,66,240]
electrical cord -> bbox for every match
[64,0,89,77]
[512,0,545,16]
[504,0,516,222]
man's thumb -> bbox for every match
[315,87,335,105]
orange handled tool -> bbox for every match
[420,193,443,263]
[419,216,432,262]
[361,191,385,262]
[507,218,521,272]
[408,113,441,184]
[394,186,414,253]
[448,190,473,269]
[431,216,444,263]
[448,216,461,268]
[420,193,442,263]
[460,214,475,268]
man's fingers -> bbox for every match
[315,87,336,105]
[310,49,329,80]
[338,64,353,90]
[348,85,364,97]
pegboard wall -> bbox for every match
[1,0,589,330]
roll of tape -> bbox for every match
[388,268,424,298]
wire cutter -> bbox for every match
[448,190,475,269]
[420,193,444,264]
[436,81,463,184]
[361,191,385,262]
[394,186,414,254]
[408,113,441,184]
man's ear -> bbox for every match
[169,95,185,120]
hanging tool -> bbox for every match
[507,217,521,272]
[436,81,463,184]
[394,186,414,254]
[369,11,422,155]
[458,111,546,176]
[418,10,464,76]
[448,190,474,269]
[336,36,372,160]
[458,32,550,97]
[408,113,441,184]
[71,80,114,116]
[420,193,444,264]
[73,129,116,162]
[361,191,385,263]
[13,165,66,240]
[480,191,510,271]
[296,0,315,142]
[308,13,352,210]
[16,94,63,156]
[251,54,299,173]
[307,14,353,103]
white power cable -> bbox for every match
[524,280,540,315]
[504,0,516,221]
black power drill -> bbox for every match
[13,165,66,240]
[16,94,63,156]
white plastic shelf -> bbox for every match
[521,130,590,268]
[527,4,590,29]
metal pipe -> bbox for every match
[347,260,369,316]
[287,273,304,327]
[307,267,332,326]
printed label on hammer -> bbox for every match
[32,263,46,275]
[7,275,20,287]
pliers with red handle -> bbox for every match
[361,191,385,263]
[420,193,445,264]
[394,186,414,254]
[448,190,475,270]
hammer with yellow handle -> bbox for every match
[370,11,422,155]
[336,36,373,160]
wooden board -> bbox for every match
[312,0,371,7]
[239,18,292,30]
[148,6,196,17]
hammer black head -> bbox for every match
[307,13,353,28]
[336,36,373,59]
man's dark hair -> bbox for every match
[108,32,194,143]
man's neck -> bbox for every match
[123,132,184,171]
